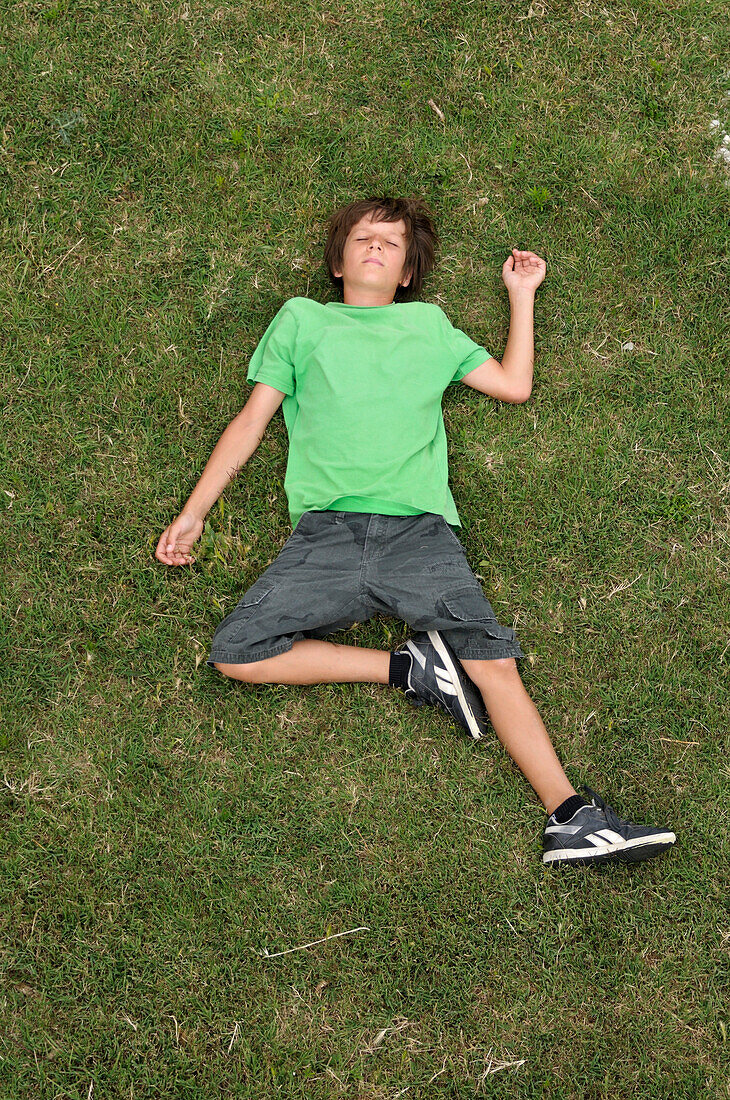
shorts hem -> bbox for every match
[206,639,298,667]
[451,644,525,661]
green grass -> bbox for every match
[2,0,729,1096]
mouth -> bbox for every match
[363,258,383,266]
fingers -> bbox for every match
[511,248,545,265]
[159,548,195,566]
[155,529,195,566]
[167,547,194,565]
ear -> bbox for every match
[400,268,412,288]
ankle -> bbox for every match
[388,650,411,690]
[549,793,588,823]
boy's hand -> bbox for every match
[155,513,203,567]
[502,248,546,295]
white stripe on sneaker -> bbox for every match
[544,823,583,836]
[427,630,483,740]
[405,641,426,669]
[435,673,458,695]
[595,828,626,846]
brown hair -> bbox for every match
[323,196,438,302]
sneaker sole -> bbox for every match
[543,832,676,865]
[425,630,484,740]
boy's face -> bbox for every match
[333,214,412,299]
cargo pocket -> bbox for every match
[226,578,277,643]
[440,583,515,639]
[436,584,523,659]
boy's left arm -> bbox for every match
[460,248,546,404]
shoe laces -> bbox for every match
[583,786,634,835]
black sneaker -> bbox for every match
[543,787,676,866]
[394,630,488,740]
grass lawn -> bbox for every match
[2,0,729,1096]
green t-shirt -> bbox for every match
[246,297,491,530]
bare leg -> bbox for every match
[461,657,576,815]
[214,639,390,685]
[214,643,574,814]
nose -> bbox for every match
[368,240,383,251]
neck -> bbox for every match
[342,293,395,306]
[341,282,396,307]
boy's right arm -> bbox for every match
[155,382,287,567]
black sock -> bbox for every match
[551,794,588,823]
[388,651,411,690]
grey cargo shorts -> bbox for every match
[207,510,524,667]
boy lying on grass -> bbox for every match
[156,195,676,867]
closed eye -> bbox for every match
[356,238,400,246]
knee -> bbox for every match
[461,656,520,684]
[488,657,519,675]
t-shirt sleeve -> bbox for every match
[438,309,492,386]
[246,301,298,395]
